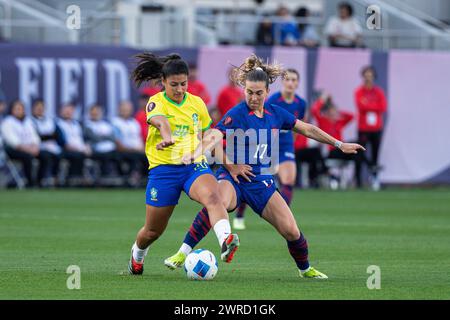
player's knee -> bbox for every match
[202,191,222,208]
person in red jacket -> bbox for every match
[311,93,354,154]
[134,85,161,143]
[216,68,244,118]
[354,66,387,190]
[294,110,327,189]
[311,93,355,188]
[187,63,211,107]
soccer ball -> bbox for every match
[184,249,218,280]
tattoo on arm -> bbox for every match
[306,125,337,146]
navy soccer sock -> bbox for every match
[287,233,310,271]
[183,208,211,249]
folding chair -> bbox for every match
[0,138,26,189]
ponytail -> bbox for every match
[132,52,188,87]
[230,54,284,88]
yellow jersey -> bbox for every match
[145,92,212,169]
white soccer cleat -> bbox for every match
[220,233,240,263]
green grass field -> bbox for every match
[0,188,449,300]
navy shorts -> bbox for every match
[215,167,277,216]
[146,161,214,207]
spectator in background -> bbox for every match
[187,63,211,108]
[256,15,274,46]
[295,6,320,48]
[1,100,40,187]
[57,103,92,185]
[84,104,119,179]
[112,101,148,187]
[216,68,244,118]
[354,66,387,191]
[311,93,355,188]
[324,2,363,48]
[294,111,327,189]
[273,5,300,46]
[311,93,354,155]
[213,67,244,127]
[31,99,65,187]
[135,85,161,143]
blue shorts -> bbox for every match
[279,144,296,164]
[215,167,277,216]
[146,162,214,207]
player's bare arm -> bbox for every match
[182,128,222,164]
[212,130,255,183]
[182,128,254,182]
[150,115,175,150]
[293,119,365,154]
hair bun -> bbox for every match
[255,67,264,71]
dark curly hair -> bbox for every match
[132,52,189,87]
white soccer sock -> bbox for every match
[179,243,193,256]
[213,219,231,246]
[132,242,149,263]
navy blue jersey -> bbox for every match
[215,101,297,176]
[266,92,307,149]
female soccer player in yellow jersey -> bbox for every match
[127,53,239,275]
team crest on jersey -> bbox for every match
[146,102,156,113]
[223,116,232,126]
[150,187,158,201]
[192,113,199,126]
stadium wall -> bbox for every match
[0,43,448,184]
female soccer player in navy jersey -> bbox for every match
[165,54,364,278]
[233,68,306,230]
